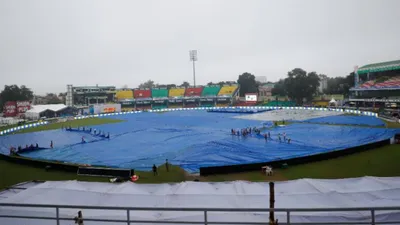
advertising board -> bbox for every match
[3,101,17,117]
[245,93,258,102]
[17,101,31,113]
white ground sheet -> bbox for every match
[1,177,400,225]
[235,109,343,122]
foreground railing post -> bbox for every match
[371,209,375,225]
[286,210,290,225]
[269,182,278,225]
[127,209,130,225]
[204,210,208,225]
[56,207,60,225]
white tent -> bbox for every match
[329,98,337,106]
[24,104,68,120]
[1,177,400,225]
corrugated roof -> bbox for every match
[26,104,68,113]
[357,60,400,74]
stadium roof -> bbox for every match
[26,104,68,113]
[357,60,400,74]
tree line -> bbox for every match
[1,70,355,110]
[0,85,66,110]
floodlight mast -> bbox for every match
[189,50,198,87]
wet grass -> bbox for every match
[0,159,185,189]
[1,117,123,134]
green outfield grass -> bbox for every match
[0,116,399,189]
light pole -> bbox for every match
[189,50,198,86]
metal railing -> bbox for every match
[0,203,400,225]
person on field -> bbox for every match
[165,159,169,172]
[50,141,53,148]
[152,164,158,176]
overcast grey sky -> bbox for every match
[0,0,399,94]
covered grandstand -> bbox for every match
[184,87,203,107]
[168,87,185,98]
[168,87,185,108]
[115,89,134,101]
[134,89,152,110]
[350,60,400,109]
[115,89,135,109]
[216,85,238,106]
[200,85,221,107]
[151,88,168,109]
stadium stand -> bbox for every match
[349,59,400,108]
[169,88,185,98]
[218,85,238,97]
[184,87,202,108]
[115,90,134,101]
[199,86,220,107]
[134,89,152,110]
[202,85,221,97]
[168,88,185,108]
[357,76,400,90]
[151,88,168,99]
[134,89,151,99]
[216,85,238,107]
[185,87,203,97]
[151,88,168,109]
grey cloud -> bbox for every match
[0,0,399,94]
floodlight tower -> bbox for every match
[189,50,198,86]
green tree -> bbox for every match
[180,81,190,88]
[271,79,286,96]
[237,72,258,97]
[0,85,33,110]
[138,80,155,89]
[324,72,354,97]
[155,84,176,89]
[284,68,320,104]
[46,93,62,104]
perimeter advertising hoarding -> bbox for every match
[245,93,258,102]
[91,104,122,114]
[3,101,17,117]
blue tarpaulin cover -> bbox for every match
[301,115,386,127]
[0,111,398,173]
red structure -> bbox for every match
[184,87,203,97]
[234,101,257,106]
[3,101,17,117]
[134,89,151,99]
[16,101,31,113]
